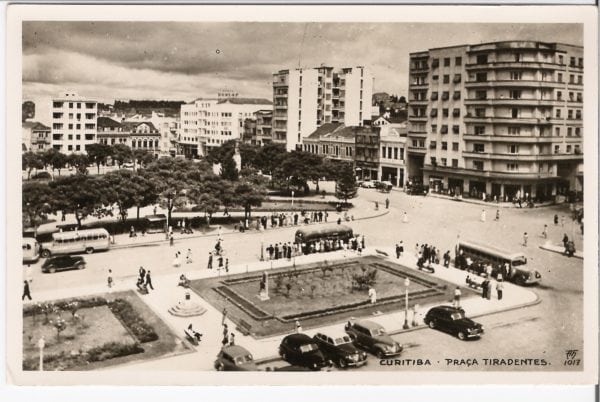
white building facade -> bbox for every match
[272,66,373,151]
[50,92,97,154]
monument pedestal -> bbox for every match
[168,291,207,317]
[258,290,270,301]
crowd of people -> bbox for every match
[265,235,367,260]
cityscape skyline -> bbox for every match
[23,21,581,125]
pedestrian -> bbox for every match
[443,250,451,268]
[218,256,224,270]
[295,320,302,333]
[222,324,229,346]
[562,233,569,248]
[480,209,486,222]
[523,232,528,247]
[139,266,146,281]
[398,241,404,257]
[453,286,461,308]
[229,333,236,346]
[486,281,492,300]
[218,225,223,240]
[221,308,228,326]
[207,252,213,269]
[495,209,500,221]
[374,201,379,211]
[169,233,174,246]
[481,280,488,299]
[225,258,229,273]
[145,270,154,290]
[542,224,548,239]
[186,249,193,264]
[496,280,504,300]
[396,244,401,259]
[385,198,390,209]
[153,206,157,215]
[107,269,113,289]
[403,211,408,223]
[22,280,32,301]
[172,252,181,268]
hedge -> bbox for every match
[108,299,159,343]
[23,296,108,317]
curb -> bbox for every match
[426,193,557,209]
[110,209,390,250]
[539,245,583,260]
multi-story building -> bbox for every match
[179,93,272,158]
[303,123,355,163]
[242,110,274,146]
[50,92,97,154]
[379,126,408,187]
[122,121,161,154]
[22,121,51,153]
[272,66,373,151]
[354,126,380,180]
[408,41,583,201]
[97,117,131,147]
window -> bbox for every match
[577,75,582,84]
[507,163,518,171]
[452,142,459,151]
[510,71,522,80]
[576,110,581,119]
[558,55,564,65]
[453,74,461,83]
[555,127,560,136]
[473,161,484,171]
[443,75,450,84]
[512,108,519,118]
[557,91,562,100]
[441,141,448,150]
[442,108,449,117]
[554,145,560,154]
[510,90,522,99]
[566,145,572,153]
[444,57,451,67]
[475,72,487,82]
[568,92,574,101]
[68,123,73,130]
[452,108,460,117]
[508,126,520,135]
[394,148,398,159]
[475,108,486,117]
[453,91,461,100]
[475,90,487,100]
[575,127,581,136]
[431,124,438,133]
[69,103,73,109]
[476,54,488,64]
[455,57,462,66]
[570,57,576,67]
[576,93,582,102]
[431,58,439,68]
[567,127,572,136]
[441,125,448,134]
[429,141,437,149]
[452,125,460,134]
[557,73,563,83]
[514,53,522,62]
[68,134,73,140]
[430,109,438,117]
[508,144,519,154]
[452,159,459,168]
[556,109,561,118]
[431,92,438,101]
[474,143,485,153]
[441,158,447,166]
[568,110,573,119]
[430,156,437,165]
[442,91,449,101]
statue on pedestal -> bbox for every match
[258,271,270,301]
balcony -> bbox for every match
[465,80,559,89]
[407,146,427,154]
[464,98,560,107]
[465,61,562,70]
[463,115,553,125]
[462,151,583,162]
[410,99,428,105]
[408,115,428,122]
[463,134,555,143]
[423,164,558,180]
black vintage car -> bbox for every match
[41,255,86,273]
[345,320,403,358]
[279,333,332,370]
[312,331,368,369]
[214,345,258,371]
[423,306,484,341]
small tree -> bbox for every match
[335,163,358,207]
[86,143,114,174]
[22,151,44,179]
[51,316,67,342]
[285,282,292,298]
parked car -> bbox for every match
[345,320,403,358]
[376,181,393,193]
[406,183,429,196]
[279,333,332,370]
[214,345,258,371]
[423,306,484,340]
[41,255,86,273]
[360,180,377,188]
[312,330,368,368]
[31,171,52,180]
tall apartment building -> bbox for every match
[50,92,97,154]
[272,66,373,151]
[408,41,583,201]
[242,110,274,146]
[180,92,272,157]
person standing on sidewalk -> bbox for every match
[385,198,390,209]
[523,232,528,247]
[481,280,488,299]
[186,249,193,264]
[496,280,504,300]
[542,224,548,239]
[107,269,113,289]
[443,250,451,268]
[453,286,461,308]
[495,209,500,221]
[480,209,486,222]
[225,258,229,273]
[403,211,409,223]
[145,271,154,290]
[396,244,401,259]
[207,252,213,269]
[229,333,236,346]
[22,280,32,301]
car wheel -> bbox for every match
[49,267,56,274]
[457,331,466,341]
[85,247,95,254]
[428,320,435,329]
[215,362,225,371]
[281,352,287,361]
[41,249,51,258]
[337,358,347,369]
[376,350,386,359]
[78,263,86,270]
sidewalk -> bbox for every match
[34,245,539,371]
[426,192,555,209]
[539,242,583,259]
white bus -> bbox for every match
[22,238,40,264]
[40,228,110,258]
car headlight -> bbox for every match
[467,328,473,333]
[480,326,484,331]
[362,352,367,359]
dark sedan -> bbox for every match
[41,255,86,273]
[423,305,484,340]
[214,345,258,371]
[345,320,403,358]
[279,333,332,371]
[312,331,367,369]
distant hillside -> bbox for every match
[98,100,185,117]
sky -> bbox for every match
[22,22,582,125]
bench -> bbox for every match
[184,328,202,345]
[236,319,252,336]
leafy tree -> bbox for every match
[50,316,67,342]
[86,143,114,174]
[22,181,53,227]
[49,174,112,228]
[103,170,140,222]
[67,154,90,175]
[254,143,286,176]
[111,144,133,168]
[133,149,155,170]
[335,162,358,206]
[232,177,266,228]
[41,149,67,176]
[220,154,239,181]
[189,174,229,220]
[238,143,260,169]
[22,151,44,179]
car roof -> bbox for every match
[284,333,315,344]
[223,345,251,357]
[431,305,463,313]
[354,320,384,330]
[316,329,351,339]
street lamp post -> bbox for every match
[403,277,410,330]
[260,241,264,262]
[291,191,295,208]
[37,336,45,371]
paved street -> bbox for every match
[22,184,584,372]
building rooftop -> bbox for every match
[306,123,343,139]
[97,116,123,129]
[23,121,50,130]
[217,98,273,105]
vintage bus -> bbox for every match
[294,224,354,253]
[22,237,40,264]
[457,240,541,286]
[40,228,110,258]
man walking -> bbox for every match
[186,249,193,264]
[207,252,213,269]
[481,280,488,299]
[385,198,390,209]
[145,270,154,291]
[139,266,146,281]
[453,286,462,308]
[22,280,32,301]
[523,232,528,247]
[495,209,500,221]
[542,224,548,239]
[107,269,113,289]
[496,280,504,300]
